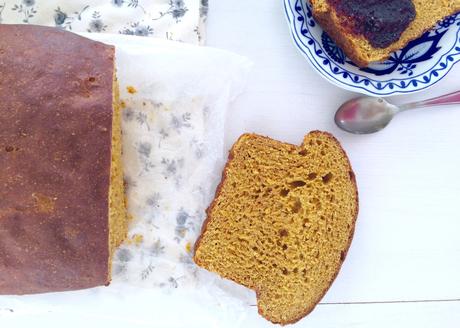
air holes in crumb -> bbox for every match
[293,268,298,274]
[289,180,306,188]
[312,198,321,210]
[280,189,289,197]
[316,140,322,145]
[282,268,289,275]
[290,198,302,213]
[5,146,19,152]
[298,149,308,156]
[282,244,288,251]
[279,229,289,237]
[322,173,333,184]
[307,173,317,180]
[88,77,96,82]
[252,246,258,252]
[320,150,326,156]
[300,254,305,260]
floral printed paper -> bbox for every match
[0,0,207,44]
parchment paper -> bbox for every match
[0,33,256,328]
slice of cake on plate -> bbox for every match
[310,0,460,66]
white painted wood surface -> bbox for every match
[207,0,460,327]
[1,2,459,327]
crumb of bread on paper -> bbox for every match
[185,242,192,253]
[127,86,137,94]
[126,234,144,246]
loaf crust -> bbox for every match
[0,25,116,294]
[194,131,359,325]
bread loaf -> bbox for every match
[0,25,127,294]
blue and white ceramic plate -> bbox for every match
[284,0,460,96]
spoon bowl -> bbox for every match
[335,90,460,134]
[335,97,399,134]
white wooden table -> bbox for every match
[1,3,459,328]
[208,1,460,327]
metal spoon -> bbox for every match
[335,90,460,134]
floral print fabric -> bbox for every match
[0,0,207,44]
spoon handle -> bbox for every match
[400,90,460,111]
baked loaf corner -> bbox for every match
[194,131,359,324]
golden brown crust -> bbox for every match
[194,131,359,325]
[0,25,115,294]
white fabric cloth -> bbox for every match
[0,0,207,44]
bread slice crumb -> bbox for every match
[194,131,359,325]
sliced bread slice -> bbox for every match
[311,0,460,67]
[194,131,359,324]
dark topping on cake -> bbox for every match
[328,0,416,48]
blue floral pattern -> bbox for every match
[285,0,460,95]
[152,0,188,23]
[111,92,223,288]
[11,0,37,23]
[0,3,6,23]
[0,0,208,44]
[350,30,448,77]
